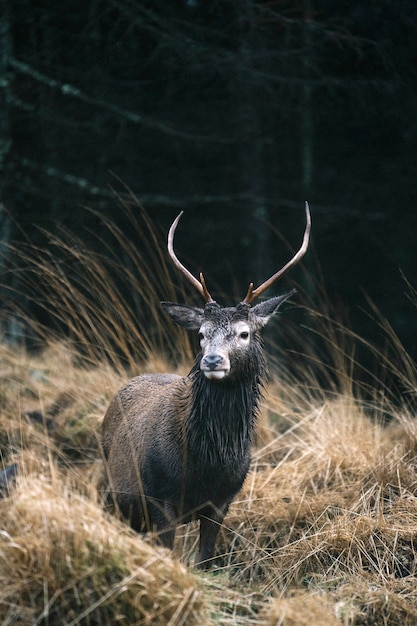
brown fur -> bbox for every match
[102,297,294,567]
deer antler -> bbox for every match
[242,202,311,304]
[168,211,214,303]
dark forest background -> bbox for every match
[1,1,417,380]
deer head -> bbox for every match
[162,204,311,380]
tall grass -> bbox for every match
[1,198,417,625]
[1,191,195,373]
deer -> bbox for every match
[102,204,311,568]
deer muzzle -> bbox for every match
[201,352,230,380]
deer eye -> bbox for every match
[239,331,249,340]
[198,331,205,341]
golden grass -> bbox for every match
[262,592,341,626]
[2,201,417,624]
[0,343,206,625]
[1,473,204,625]
[3,337,417,625]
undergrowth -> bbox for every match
[1,198,417,625]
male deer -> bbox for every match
[102,204,311,568]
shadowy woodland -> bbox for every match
[1,0,417,368]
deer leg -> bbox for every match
[198,502,230,569]
[117,495,144,533]
[145,500,177,550]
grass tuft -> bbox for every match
[0,474,205,625]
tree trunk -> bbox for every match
[0,1,13,299]
[0,1,23,342]
[234,2,271,290]
[301,0,314,201]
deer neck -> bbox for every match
[185,349,266,465]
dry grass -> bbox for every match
[2,339,417,625]
[2,201,417,624]
[0,343,205,625]
[262,592,341,626]
[1,475,204,625]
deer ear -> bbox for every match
[161,302,205,330]
[250,289,296,327]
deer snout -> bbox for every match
[201,352,230,380]
[203,353,223,370]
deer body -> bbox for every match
[102,206,311,567]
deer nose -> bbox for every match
[202,353,224,371]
